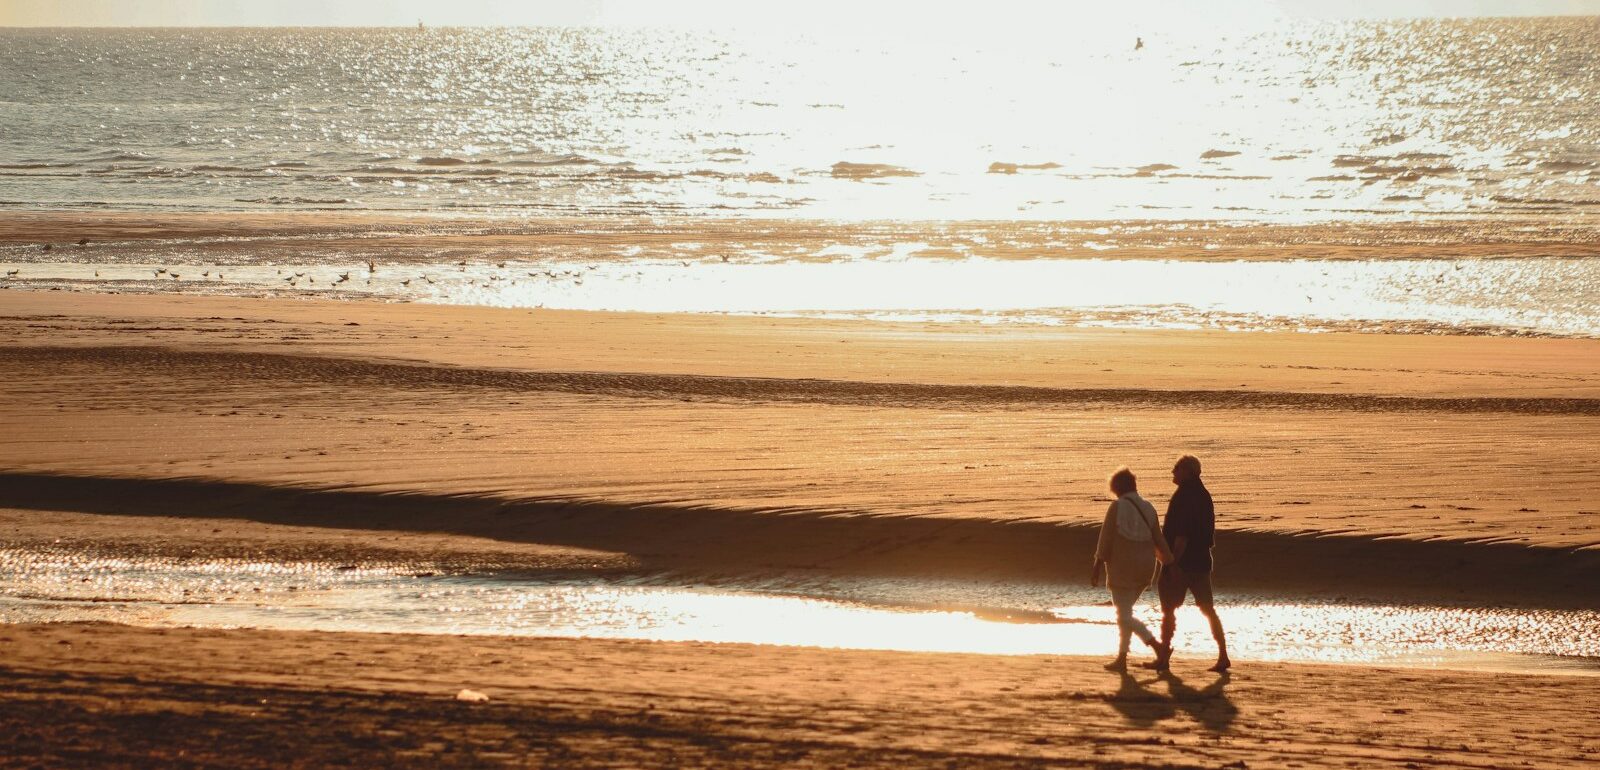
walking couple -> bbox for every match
[1090,454,1230,673]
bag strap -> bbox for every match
[1123,495,1162,541]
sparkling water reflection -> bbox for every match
[3,20,1599,220]
[2,547,1595,675]
[4,253,1597,336]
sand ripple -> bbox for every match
[9,345,1599,416]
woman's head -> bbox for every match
[1108,466,1137,496]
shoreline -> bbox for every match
[5,210,1600,260]
[7,210,1600,338]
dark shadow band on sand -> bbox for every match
[2,471,1596,611]
[8,345,1600,414]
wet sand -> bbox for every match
[5,621,1599,768]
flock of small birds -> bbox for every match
[3,252,678,292]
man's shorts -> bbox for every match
[1157,566,1215,610]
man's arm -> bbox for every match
[1164,489,1192,574]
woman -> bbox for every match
[1090,466,1173,672]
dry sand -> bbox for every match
[4,621,1598,768]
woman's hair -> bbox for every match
[1108,466,1137,494]
[1174,454,1202,477]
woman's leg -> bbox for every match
[1110,584,1157,666]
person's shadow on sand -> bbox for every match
[1108,673,1177,728]
[1107,671,1236,733]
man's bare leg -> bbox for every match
[1190,574,1231,672]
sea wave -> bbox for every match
[414,156,498,167]
[89,152,155,163]
[830,162,919,180]
[504,154,603,167]
[1492,195,1600,207]
[233,196,357,205]
[1538,160,1595,172]
[987,162,1062,174]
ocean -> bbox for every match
[2,20,1599,334]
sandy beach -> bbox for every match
[4,287,1598,590]
[4,621,1598,768]
[4,237,1600,765]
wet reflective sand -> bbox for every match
[5,250,1599,337]
[3,546,1594,676]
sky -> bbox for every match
[4,0,1600,27]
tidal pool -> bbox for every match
[2,546,1595,675]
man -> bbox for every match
[1149,454,1230,673]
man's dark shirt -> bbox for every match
[1162,479,1215,573]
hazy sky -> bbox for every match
[5,0,1600,27]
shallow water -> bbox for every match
[3,546,1595,676]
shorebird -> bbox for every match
[4,269,19,277]
[156,267,167,275]
[400,278,411,286]
[335,272,350,284]
[366,259,376,273]
[41,244,51,252]
[170,273,180,279]
[77,238,89,246]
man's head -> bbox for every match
[1108,466,1137,496]
[1172,454,1202,485]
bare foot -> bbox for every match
[1208,657,1231,673]
[1140,641,1171,671]
[1104,659,1128,672]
